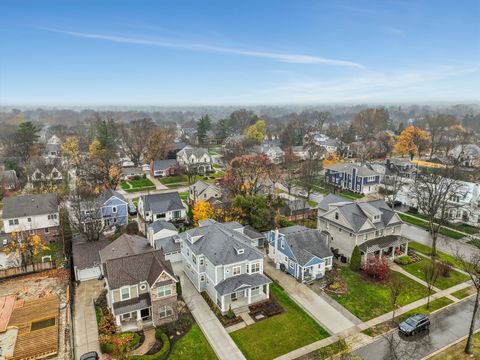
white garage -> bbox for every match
[72,237,108,282]
[75,265,102,281]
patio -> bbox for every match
[359,235,409,263]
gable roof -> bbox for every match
[99,234,153,263]
[325,163,380,177]
[154,235,181,253]
[141,192,186,214]
[215,273,271,296]
[152,159,178,171]
[72,239,109,270]
[148,220,178,234]
[317,193,350,212]
[281,199,312,216]
[3,193,58,219]
[178,146,210,159]
[98,188,127,204]
[278,226,333,266]
[104,250,175,290]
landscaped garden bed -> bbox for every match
[200,291,243,327]
[408,241,467,269]
[230,283,330,360]
[248,298,283,322]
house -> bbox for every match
[257,143,285,164]
[189,180,223,205]
[148,221,182,263]
[167,141,187,159]
[280,199,316,221]
[138,192,187,223]
[99,234,178,330]
[324,163,382,195]
[304,133,339,154]
[0,169,19,190]
[150,159,178,177]
[291,146,309,160]
[122,167,145,180]
[72,237,109,281]
[267,226,333,282]
[384,158,417,179]
[28,164,63,186]
[2,193,60,242]
[82,189,128,230]
[0,232,20,269]
[449,144,480,167]
[181,219,271,314]
[317,194,406,262]
[177,146,212,173]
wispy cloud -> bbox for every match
[52,30,363,68]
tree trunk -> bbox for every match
[465,288,480,354]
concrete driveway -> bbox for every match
[73,280,105,359]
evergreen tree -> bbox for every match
[197,115,212,145]
[350,246,362,271]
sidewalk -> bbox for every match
[173,264,245,360]
[264,260,359,334]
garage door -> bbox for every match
[76,266,101,281]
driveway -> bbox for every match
[263,260,358,334]
[353,297,480,359]
[172,263,246,360]
[73,280,105,359]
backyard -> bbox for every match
[230,283,330,360]
[120,178,156,193]
[169,324,217,360]
[330,267,429,321]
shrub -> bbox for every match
[130,330,170,360]
[160,315,192,336]
[362,257,390,280]
[98,312,116,335]
[394,255,413,265]
[278,216,294,228]
[350,246,362,272]
[226,305,236,319]
[437,261,453,277]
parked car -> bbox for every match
[128,203,137,215]
[399,314,430,336]
[80,352,99,360]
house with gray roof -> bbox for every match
[324,163,382,195]
[150,159,178,177]
[176,146,212,174]
[188,180,223,205]
[181,219,271,314]
[138,192,187,223]
[267,226,333,282]
[147,221,182,262]
[317,195,406,262]
[81,189,128,231]
[2,193,59,242]
[100,234,178,331]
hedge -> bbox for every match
[130,330,170,360]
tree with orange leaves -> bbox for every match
[394,125,430,160]
[3,232,49,271]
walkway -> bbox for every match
[131,328,156,355]
[264,260,358,334]
[172,263,246,360]
[73,280,104,360]
[147,174,168,190]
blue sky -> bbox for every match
[1,0,479,105]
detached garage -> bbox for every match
[72,239,108,281]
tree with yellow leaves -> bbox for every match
[3,232,49,271]
[61,136,80,166]
[84,138,121,189]
[323,153,342,167]
[394,125,430,160]
[244,120,266,144]
[193,201,216,226]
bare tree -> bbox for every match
[412,170,465,257]
[120,118,156,166]
[456,252,480,355]
[68,187,107,241]
[298,160,322,200]
[382,174,408,209]
[423,259,439,309]
[389,276,404,322]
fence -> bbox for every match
[0,261,55,279]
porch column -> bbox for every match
[266,284,270,299]
[247,288,252,305]
[301,267,304,281]
[221,295,225,312]
[137,310,141,320]
[404,242,409,256]
[115,315,121,326]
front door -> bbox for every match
[231,292,237,300]
[140,308,150,320]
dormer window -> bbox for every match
[237,248,244,255]
[335,212,339,220]
[373,215,380,221]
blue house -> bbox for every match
[82,189,128,231]
[324,163,382,195]
[267,226,333,282]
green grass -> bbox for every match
[468,239,480,249]
[159,175,189,187]
[308,200,317,207]
[399,213,465,239]
[132,197,139,207]
[213,163,222,169]
[330,267,428,321]
[179,191,189,202]
[169,324,217,360]
[396,296,454,322]
[120,178,156,192]
[230,283,330,360]
[405,211,479,235]
[452,286,475,299]
[401,259,469,290]
[429,331,480,360]
[408,241,466,269]
[338,190,365,199]
[34,242,62,265]
[208,147,221,155]
[95,307,103,325]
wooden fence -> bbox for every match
[0,261,55,280]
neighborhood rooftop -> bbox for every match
[2,193,58,218]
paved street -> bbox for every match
[73,280,104,359]
[173,263,246,360]
[354,297,480,360]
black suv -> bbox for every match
[80,352,99,360]
[399,314,430,336]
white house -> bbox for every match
[148,221,182,263]
[138,192,187,223]
[176,146,212,173]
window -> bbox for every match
[139,284,147,291]
[172,210,182,219]
[122,312,131,320]
[251,262,260,273]
[280,240,285,249]
[364,234,368,240]
[200,258,204,266]
[44,227,50,234]
[192,254,197,264]
[349,232,353,237]
[251,286,260,295]
[9,219,19,226]
[338,227,342,233]
[48,214,57,220]
[159,305,173,318]
[233,266,241,275]
[112,206,117,213]
[335,212,339,220]
[28,217,31,222]
[157,284,172,298]
[200,275,205,281]
[120,287,130,301]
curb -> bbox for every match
[422,328,480,359]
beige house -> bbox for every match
[189,180,223,205]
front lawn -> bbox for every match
[178,191,189,201]
[399,213,465,239]
[159,175,189,187]
[230,283,330,360]
[452,286,475,300]
[430,331,480,360]
[120,178,155,192]
[401,259,469,290]
[330,267,428,321]
[405,211,479,235]
[338,190,364,200]
[408,241,466,269]
[169,324,217,360]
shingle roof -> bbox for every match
[359,235,408,253]
[122,167,143,176]
[214,273,271,296]
[178,146,210,159]
[182,221,263,266]
[152,159,178,171]
[317,193,351,212]
[2,193,58,219]
[278,226,333,266]
[281,199,312,216]
[325,163,380,177]
[98,189,127,204]
[72,239,109,270]
[113,293,151,315]
[99,234,153,263]
[104,250,175,290]
[154,235,181,254]
[148,220,178,234]
[141,192,186,214]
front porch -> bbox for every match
[359,235,409,263]
[217,284,270,314]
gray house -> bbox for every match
[181,220,271,314]
[148,221,182,263]
[317,194,407,262]
[138,192,187,223]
